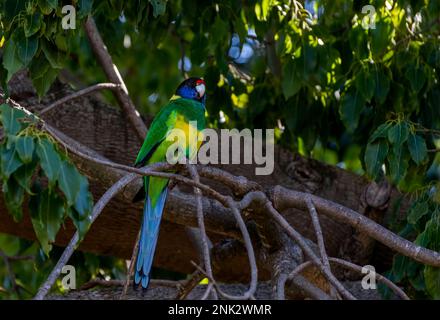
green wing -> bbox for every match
[134,98,205,167]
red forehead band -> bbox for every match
[196,79,205,85]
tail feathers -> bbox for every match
[133,187,168,290]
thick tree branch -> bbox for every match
[83,17,147,140]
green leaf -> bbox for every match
[340,92,365,132]
[370,19,393,58]
[2,39,24,82]
[25,13,42,37]
[211,16,229,47]
[29,188,65,255]
[388,122,409,146]
[13,160,37,194]
[282,59,302,99]
[38,0,57,14]
[407,133,427,165]
[35,138,61,184]
[349,25,369,60]
[374,68,390,104]
[368,123,391,143]
[405,65,426,93]
[392,254,409,282]
[190,34,208,66]
[3,178,25,222]
[58,161,82,206]
[364,140,388,179]
[425,266,440,299]
[0,145,23,180]
[407,201,429,225]
[388,147,409,184]
[4,0,26,21]
[15,136,35,164]
[355,68,375,101]
[31,66,59,98]
[67,207,92,241]
[149,0,167,17]
[41,40,65,69]
[29,53,50,80]
[16,32,38,66]
[417,210,440,251]
[78,0,94,19]
[0,104,24,135]
[74,176,93,219]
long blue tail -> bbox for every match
[134,186,168,289]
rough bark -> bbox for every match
[0,72,409,281]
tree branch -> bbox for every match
[83,17,147,140]
[39,83,120,116]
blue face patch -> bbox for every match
[177,86,198,100]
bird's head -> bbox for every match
[175,77,206,105]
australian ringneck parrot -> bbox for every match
[133,77,206,290]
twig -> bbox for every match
[120,229,141,299]
[83,17,147,140]
[81,278,179,290]
[289,275,334,300]
[187,164,218,300]
[175,270,205,300]
[328,258,410,300]
[305,197,337,298]
[263,199,357,300]
[80,279,125,290]
[39,83,120,115]
[272,186,440,267]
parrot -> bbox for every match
[133,77,206,290]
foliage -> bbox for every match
[0,0,440,298]
[0,233,126,299]
[0,104,93,254]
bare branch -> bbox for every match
[305,197,337,298]
[34,172,139,300]
[39,83,120,116]
[263,199,357,300]
[328,258,410,300]
[120,229,141,299]
[187,164,218,300]
[272,186,440,267]
[83,17,147,140]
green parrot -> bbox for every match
[133,77,206,289]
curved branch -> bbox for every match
[39,83,120,116]
[187,164,218,300]
[34,172,138,300]
[272,186,440,267]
